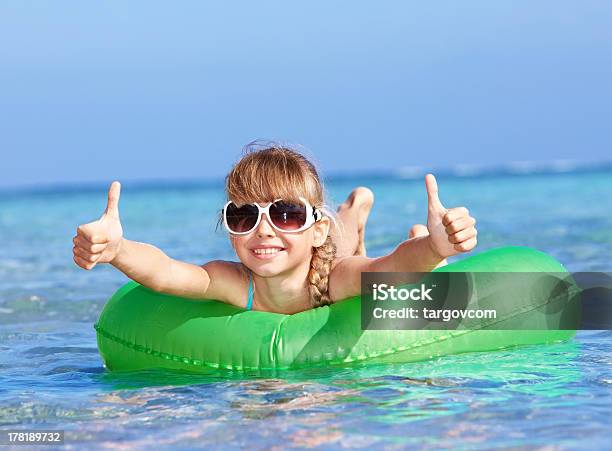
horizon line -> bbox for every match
[1,159,611,195]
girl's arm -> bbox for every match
[329,235,444,301]
[73,181,241,304]
[111,239,241,302]
[110,239,201,296]
[329,174,477,301]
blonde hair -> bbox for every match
[221,140,339,307]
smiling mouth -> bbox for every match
[251,248,285,258]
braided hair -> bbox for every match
[307,235,337,307]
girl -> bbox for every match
[73,143,477,314]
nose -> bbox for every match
[255,213,276,237]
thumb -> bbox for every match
[425,174,446,214]
[103,181,121,218]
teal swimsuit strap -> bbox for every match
[246,271,254,310]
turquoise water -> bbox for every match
[1,171,611,449]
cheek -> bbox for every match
[231,237,249,256]
[285,235,314,256]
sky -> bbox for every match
[1,1,611,189]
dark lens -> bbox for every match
[225,202,259,233]
[269,201,307,231]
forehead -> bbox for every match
[231,197,306,207]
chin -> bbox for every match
[247,255,296,277]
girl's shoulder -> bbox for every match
[200,260,250,308]
[328,255,374,302]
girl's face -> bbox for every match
[229,201,330,277]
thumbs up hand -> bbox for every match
[73,181,124,270]
[425,174,477,259]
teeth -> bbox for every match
[254,248,282,255]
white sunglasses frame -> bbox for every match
[222,197,323,235]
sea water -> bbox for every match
[0,170,611,449]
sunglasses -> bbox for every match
[222,197,323,235]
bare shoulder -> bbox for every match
[328,255,375,303]
[200,260,249,308]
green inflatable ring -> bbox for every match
[94,246,577,373]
